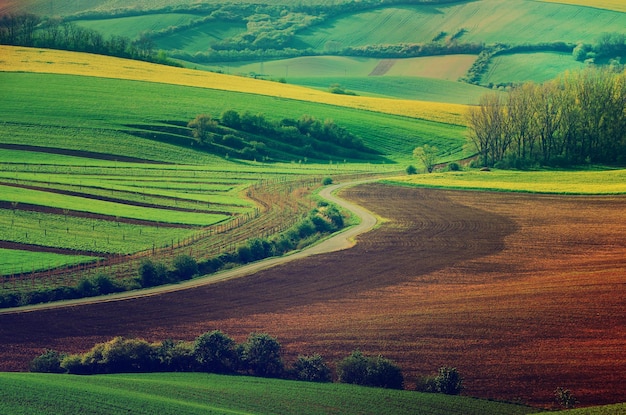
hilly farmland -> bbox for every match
[1,0,626,413]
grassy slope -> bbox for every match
[295,0,626,48]
[0,372,536,415]
[0,64,468,163]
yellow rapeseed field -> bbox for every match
[0,46,467,126]
[538,0,626,13]
[388,169,626,194]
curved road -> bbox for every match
[0,180,377,315]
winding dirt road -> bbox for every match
[0,180,377,315]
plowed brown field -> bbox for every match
[1,184,625,408]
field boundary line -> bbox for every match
[0,179,378,315]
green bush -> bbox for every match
[239,333,284,378]
[337,350,404,389]
[406,165,418,175]
[193,330,238,374]
[138,259,170,287]
[292,354,332,382]
[172,255,198,280]
[322,177,333,185]
[30,350,65,373]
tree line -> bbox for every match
[467,67,626,168]
[187,110,377,161]
[0,14,180,66]
[31,330,463,395]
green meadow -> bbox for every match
[0,372,537,415]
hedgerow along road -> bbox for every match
[0,179,378,315]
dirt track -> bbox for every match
[1,183,625,408]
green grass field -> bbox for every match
[482,52,586,85]
[0,372,537,415]
[0,72,468,164]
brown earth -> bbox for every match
[1,184,625,408]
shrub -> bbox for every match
[172,255,198,280]
[555,387,578,409]
[157,339,195,372]
[99,337,157,373]
[415,375,438,393]
[193,330,238,374]
[447,162,460,171]
[367,355,404,389]
[322,177,333,185]
[406,165,417,175]
[292,354,332,382]
[239,333,284,378]
[337,351,404,389]
[435,366,463,395]
[30,349,66,373]
[337,350,369,385]
[138,259,169,287]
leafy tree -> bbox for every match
[193,330,238,374]
[221,109,241,129]
[292,354,332,382]
[239,333,284,378]
[188,114,217,144]
[413,144,439,173]
[435,366,463,395]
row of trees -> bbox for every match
[0,14,179,66]
[31,330,463,394]
[467,67,626,168]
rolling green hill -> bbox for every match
[294,1,626,50]
[0,372,537,415]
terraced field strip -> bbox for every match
[0,46,468,125]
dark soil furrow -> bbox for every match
[0,143,168,164]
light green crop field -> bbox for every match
[0,249,100,275]
[0,372,537,415]
[482,52,586,85]
[385,169,626,195]
[296,0,626,49]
